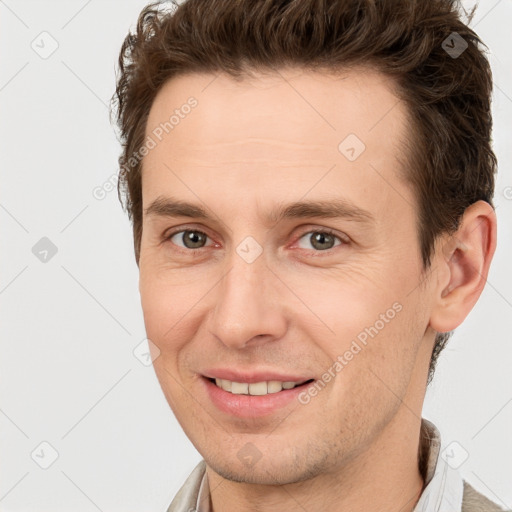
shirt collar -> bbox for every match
[413,418,464,512]
[195,418,463,512]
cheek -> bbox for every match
[291,262,426,387]
[283,263,400,345]
[314,303,425,439]
[138,271,197,355]
[331,291,426,395]
[139,276,196,410]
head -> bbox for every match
[112,0,497,486]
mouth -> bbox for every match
[200,372,318,417]
[205,376,315,395]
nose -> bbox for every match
[206,249,287,350]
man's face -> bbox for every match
[139,67,436,484]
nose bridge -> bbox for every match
[207,240,286,348]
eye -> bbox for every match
[166,229,214,250]
[295,229,346,251]
[163,227,348,253]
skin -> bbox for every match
[138,67,496,512]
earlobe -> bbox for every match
[429,200,497,333]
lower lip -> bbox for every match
[202,377,314,418]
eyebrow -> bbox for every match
[144,196,375,225]
[144,196,375,224]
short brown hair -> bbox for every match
[111,0,497,382]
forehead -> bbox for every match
[146,66,407,148]
[141,66,414,228]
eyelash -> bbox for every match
[163,226,349,254]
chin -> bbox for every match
[205,453,325,486]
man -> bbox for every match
[112,0,506,510]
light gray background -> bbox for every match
[1,1,511,510]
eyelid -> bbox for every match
[163,225,217,250]
[290,226,350,251]
[162,224,350,252]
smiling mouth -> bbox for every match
[206,377,315,396]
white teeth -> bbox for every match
[212,378,308,395]
[248,381,268,395]
[231,381,249,394]
[220,379,232,392]
[267,380,283,393]
[215,378,233,392]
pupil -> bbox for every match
[185,231,205,248]
[312,232,333,250]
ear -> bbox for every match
[429,200,497,334]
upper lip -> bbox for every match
[201,368,315,384]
